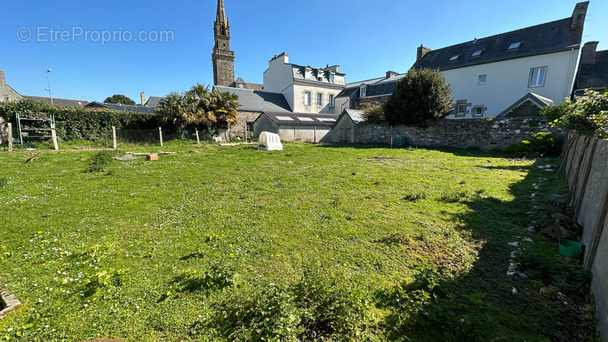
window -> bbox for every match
[478,74,487,85]
[297,117,314,122]
[449,55,460,61]
[317,93,323,106]
[276,116,294,121]
[304,91,311,106]
[305,68,312,79]
[360,85,367,97]
[529,67,547,87]
[508,42,521,50]
[472,106,484,117]
[329,94,335,107]
[246,122,254,132]
[329,74,335,84]
[455,100,468,117]
[472,50,483,58]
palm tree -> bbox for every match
[156,92,189,129]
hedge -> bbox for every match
[0,99,158,141]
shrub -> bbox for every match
[541,90,608,136]
[384,68,453,126]
[506,132,556,156]
[361,101,385,123]
[86,150,115,173]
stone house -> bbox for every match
[263,53,347,114]
[253,112,338,143]
[573,41,608,97]
[214,85,292,140]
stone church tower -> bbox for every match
[212,0,235,87]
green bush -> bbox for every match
[541,90,608,136]
[361,101,385,123]
[506,132,555,156]
[86,150,116,173]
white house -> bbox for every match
[263,53,347,114]
[412,1,589,118]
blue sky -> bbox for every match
[1,0,606,103]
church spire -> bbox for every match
[212,0,234,87]
[216,0,227,25]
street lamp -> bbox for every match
[45,69,53,106]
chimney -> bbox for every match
[270,52,289,65]
[417,45,432,62]
[580,41,599,65]
[571,1,589,31]
[140,92,146,106]
[386,71,399,79]
[0,70,6,87]
[326,65,340,73]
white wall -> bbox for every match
[443,49,580,118]
[263,55,294,94]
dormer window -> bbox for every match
[329,73,335,84]
[360,85,367,97]
[471,50,483,58]
[449,55,460,61]
[508,42,521,50]
[305,68,312,79]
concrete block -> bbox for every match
[591,216,608,341]
[579,139,608,266]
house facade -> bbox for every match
[412,1,588,119]
[263,53,347,114]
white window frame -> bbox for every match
[528,66,547,88]
[478,74,487,85]
[329,94,335,107]
[329,73,335,84]
[360,85,367,97]
[317,93,323,106]
[304,91,311,106]
[472,106,484,117]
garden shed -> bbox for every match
[253,112,338,143]
[331,109,364,143]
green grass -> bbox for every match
[0,142,596,341]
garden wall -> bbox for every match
[563,132,608,341]
[353,118,561,151]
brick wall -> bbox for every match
[354,118,562,151]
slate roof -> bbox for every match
[144,96,164,108]
[214,86,291,112]
[412,17,584,71]
[24,96,89,107]
[261,112,339,127]
[341,73,407,100]
[336,109,365,125]
[575,50,608,91]
[86,101,157,114]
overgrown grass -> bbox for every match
[0,141,596,341]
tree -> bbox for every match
[383,68,452,126]
[104,94,136,105]
[156,85,240,131]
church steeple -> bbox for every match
[212,0,234,86]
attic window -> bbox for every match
[297,117,314,122]
[449,55,460,61]
[317,118,336,123]
[471,50,483,58]
[276,116,294,121]
[508,42,521,50]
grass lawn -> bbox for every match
[0,142,597,341]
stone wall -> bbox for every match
[226,111,262,141]
[562,133,608,341]
[353,118,561,151]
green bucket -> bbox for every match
[559,239,583,258]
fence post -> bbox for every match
[7,123,13,152]
[159,127,163,147]
[51,123,59,151]
[195,128,200,145]
[112,126,117,149]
